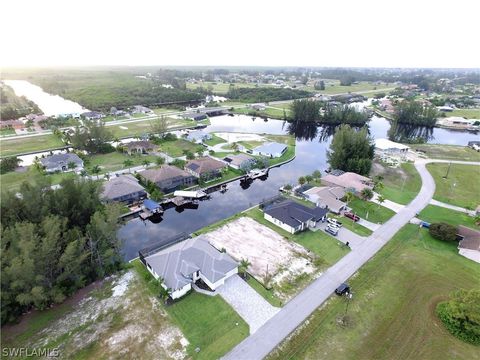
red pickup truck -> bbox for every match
[344,211,360,222]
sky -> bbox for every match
[1,0,479,69]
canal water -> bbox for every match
[119,114,479,260]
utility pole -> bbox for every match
[344,292,353,316]
[443,162,452,179]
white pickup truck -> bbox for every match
[327,218,343,228]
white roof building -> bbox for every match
[375,138,410,152]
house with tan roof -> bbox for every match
[139,165,197,193]
[457,226,480,264]
[101,174,147,204]
[185,157,227,181]
[321,172,373,194]
[303,186,347,214]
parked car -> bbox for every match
[344,211,360,222]
[325,225,338,236]
[327,218,343,228]
[335,283,350,296]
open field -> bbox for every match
[347,198,396,224]
[269,224,480,360]
[1,269,190,360]
[446,108,480,119]
[86,152,159,174]
[304,81,394,96]
[109,117,193,138]
[412,144,480,162]
[186,81,261,94]
[156,138,204,158]
[203,134,225,146]
[427,163,480,209]
[371,161,421,205]
[0,168,77,193]
[419,205,479,229]
[232,106,290,120]
[0,134,65,157]
[0,128,16,136]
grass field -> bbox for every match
[186,81,261,94]
[108,117,193,138]
[246,276,283,307]
[232,106,289,120]
[446,108,480,119]
[157,138,204,157]
[0,128,16,136]
[412,144,480,162]
[371,162,422,205]
[269,224,480,360]
[0,169,77,192]
[166,291,249,359]
[419,205,479,229]
[0,134,65,157]
[86,152,159,174]
[427,163,480,209]
[347,198,396,224]
[310,81,394,96]
[204,134,226,146]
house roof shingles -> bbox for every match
[264,200,328,228]
[458,226,480,251]
[40,153,83,169]
[185,157,225,175]
[101,174,146,200]
[145,237,238,291]
[140,165,192,183]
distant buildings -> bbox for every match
[101,174,147,204]
[140,165,197,193]
[40,153,84,173]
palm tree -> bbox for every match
[374,181,384,192]
[231,142,240,151]
[80,169,88,177]
[67,161,77,171]
[155,156,165,166]
[377,195,386,209]
[360,188,374,201]
[312,170,321,180]
[91,165,101,180]
[298,176,306,185]
[305,175,313,183]
[142,159,150,168]
[365,202,373,220]
[344,191,354,205]
[239,258,251,280]
[123,159,134,173]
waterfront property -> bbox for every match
[374,138,410,156]
[263,200,328,234]
[40,153,84,173]
[101,174,147,204]
[457,226,480,263]
[139,165,197,193]
[322,171,373,194]
[251,142,287,158]
[123,140,155,155]
[303,186,347,214]
[81,111,104,120]
[185,157,227,180]
[223,153,256,170]
[143,237,238,299]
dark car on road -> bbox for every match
[335,283,350,296]
[344,211,360,222]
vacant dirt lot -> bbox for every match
[201,217,316,286]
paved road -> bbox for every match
[429,199,476,216]
[223,160,436,360]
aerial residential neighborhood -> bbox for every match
[0,1,479,360]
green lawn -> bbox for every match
[204,134,226,146]
[166,292,249,359]
[347,198,396,224]
[86,152,159,174]
[372,162,422,205]
[412,144,480,162]
[318,81,394,96]
[200,168,244,187]
[419,205,479,229]
[269,224,480,360]
[1,168,77,193]
[232,106,289,120]
[0,128,16,136]
[446,108,480,119]
[246,276,283,307]
[293,230,350,266]
[0,134,65,157]
[330,213,373,237]
[108,117,193,138]
[157,138,204,157]
[427,163,480,209]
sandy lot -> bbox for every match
[202,217,315,282]
[215,132,265,143]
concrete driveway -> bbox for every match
[217,275,280,334]
[313,222,366,250]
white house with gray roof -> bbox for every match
[144,237,238,299]
[40,153,84,173]
[252,142,287,158]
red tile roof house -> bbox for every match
[321,172,373,195]
[1,119,25,130]
[184,157,227,182]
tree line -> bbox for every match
[227,87,311,103]
[1,178,123,324]
[393,100,438,127]
[290,99,370,125]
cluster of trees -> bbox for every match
[0,156,21,174]
[69,120,114,154]
[290,100,370,125]
[393,100,438,127]
[327,124,374,176]
[436,289,480,345]
[227,87,311,103]
[429,222,458,242]
[314,81,325,90]
[1,86,42,120]
[1,178,123,324]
